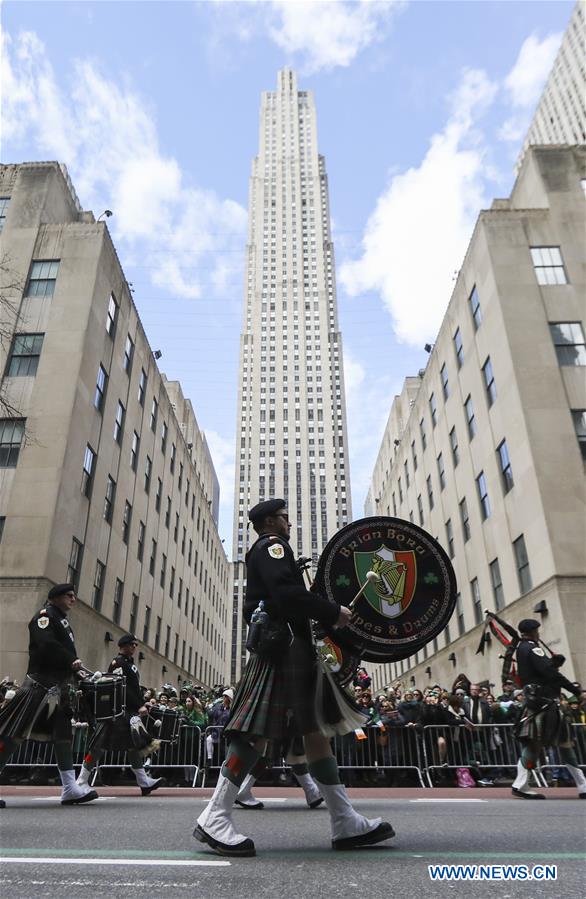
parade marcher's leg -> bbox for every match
[304,732,394,849]
[559,746,586,798]
[77,747,103,787]
[129,749,166,795]
[55,741,98,805]
[235,755,267,809]
[195,737,266,857]
[512,743,545,799]
[0,737,20,807]
[286,750,323,808]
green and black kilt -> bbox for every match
[225,637,365,742]
[225,637,318,741]
[515,698,564,746]
[0,675,73,744]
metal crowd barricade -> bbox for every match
[421,723,546,787]
[93,725,202,787]
[539,723,586,787]
[332,725,427,787]
[2,729,90,777]
[202,725,229,786]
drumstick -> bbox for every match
[348,570,380,609]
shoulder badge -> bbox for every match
[532,646,545,657]
[37,617,50,629]
[268,544,285,559]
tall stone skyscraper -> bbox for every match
[230,68,352,680]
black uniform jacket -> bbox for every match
[27,602,77,687]
[244,533,339,641]
[516,638,576,699]
[108,654,143,714]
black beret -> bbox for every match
[118,633,138,647]
[48,583,75,600]
[248,498,286,524]
[518,619,541,633]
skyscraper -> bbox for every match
[516,1,585,172]
[230,68,352,680]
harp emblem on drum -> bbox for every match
[354,545,417,619]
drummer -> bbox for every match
[0,583,98,807]
[77,634,165,796]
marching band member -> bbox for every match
[194,498,394,857]
[77,633,165,796]
[0,584,97,807]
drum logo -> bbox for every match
[354,545,416,619]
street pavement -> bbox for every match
[0,787,584,899]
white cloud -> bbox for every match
[340,69,497,346]
[1,29,247,301]
[268,0,401,73]
[498,31,561,142]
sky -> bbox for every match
[1,0,573,553]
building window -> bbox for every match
[456,593,465,636]
[165,496,171,528]
[0,419,25,467]
[123,334,134,374]
[7,334,44,377]
[113,401,125,444]
[103,475,116,523]
[453,327,464,368]
[482,357,497,406]
[94,364,108,411]
[144,455,152,493]
[468,285,481,330]
[0,197,10,231]
[138,368,147,405]
[419,418,427,451]
[170,443,176,474]
[437,452,445,490]
[137,520,145,561]
[92,560,105,611]
[161,422,168,454]
[476,470,490,520]
[426,474,434,510]
[549,322,586,365]
[169,566,175,599]
[26,260,59,297]
[440,363,449,400]
[489,558,504,611]
[411,440,418,470]
[143,606,151,644]
[155,478,162,512]
[113,578,123,625]
[571,410,586,460]
[496,439,514,493]
[513,534,532,594]
[0,517,5,542]
[106,293,118,337]
[471,577,482,624]
[530,247,567,285]
[130,431,140,471]
[67,537,83,589]
[122,500,132,544]
[150,398,158,432]
[449,426,459,467]
[429,393,437,427]
[417,494,424,525]
[160,553,167,588]
[404,460,410,487]
[81,445,96,497]
[149,539,157,576]
[459,497,470,542]
[445,518,455,558]
[129,593,139,634]
[465,395,477,439]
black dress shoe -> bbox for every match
[332,821,395,850]
[579,793,586,799]
[0,799,5,809]
[308,796,324,809]
[511,787,546,799]
[235,798,265,809]
[141,777,166,796]
[194,824,256,857]
[61,789,99,806]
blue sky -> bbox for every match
[1,0,572,551]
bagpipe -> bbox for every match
[299,516,458,686]
[475,610,566,685]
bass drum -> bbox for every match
[313,516,457,663]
